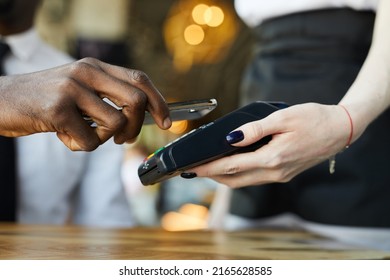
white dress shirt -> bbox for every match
[2,28,135,227]
[235,0,378,27]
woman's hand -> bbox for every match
[187,103,355,188]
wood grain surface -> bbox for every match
[0,223,389,260]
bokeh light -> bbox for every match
[192,4,209,25]
[168,120,189,134]
[204,6,224,27]
[163,0,239,72]
[184,24,205,45]
[161,203,209,231]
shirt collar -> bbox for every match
[3,28,40,61]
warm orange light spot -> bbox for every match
[168,120,188,135]
[179,203,209,219]
[161,203,209,231]
[204,6,224,27]
[163,0,239,72]
[192,4,209,25]
[184,24,205,45]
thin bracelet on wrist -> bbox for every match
[329,104,354,174]
[338,104,354,148]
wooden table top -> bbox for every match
[0,223,389,260]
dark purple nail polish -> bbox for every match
[226,130,244,144]
[181,172,197,179]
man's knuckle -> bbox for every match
[118,88,147,110]
[110,112,127,128]
[133,90,147,103]
[130,70,150,84]
[80,140,100,152]
[68,59,95,77]
[79,57,98,65]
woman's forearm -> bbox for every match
[339,0,390,142]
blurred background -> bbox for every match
[35,0,254,231]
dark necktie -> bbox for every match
[0,41,17,222]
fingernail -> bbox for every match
[226,130,244,144]
[163,117,172,129]
[181,172,197,179]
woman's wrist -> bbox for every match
[337,104,354,148]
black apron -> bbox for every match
[230,8,390,227]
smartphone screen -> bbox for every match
[84,98,217,126]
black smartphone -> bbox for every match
[84,98,217,127]
[138,101,288,186]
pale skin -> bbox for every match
[189,0,390,188]
[0,58,172,151]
